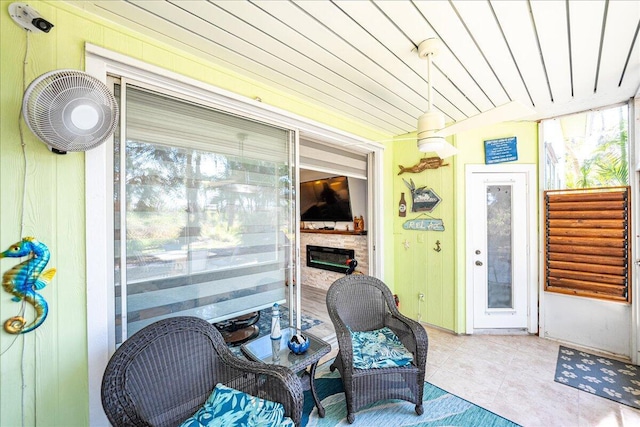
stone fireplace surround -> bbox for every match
[300,230,368,291]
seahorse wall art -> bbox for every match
[0,237,56,334]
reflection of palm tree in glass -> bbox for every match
[125,142,287,273]
[563,107,628,189]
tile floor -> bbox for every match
[425,326,640,427]
[300,285,640,427]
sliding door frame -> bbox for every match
[85,44,384,425]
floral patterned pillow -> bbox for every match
[180,383,295,427]
[350,326,414,370]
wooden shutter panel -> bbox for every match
[544,187,631,302]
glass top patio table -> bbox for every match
[240,327,330,372]
[241,326,331,418]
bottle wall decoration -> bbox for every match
[399,192,407,217]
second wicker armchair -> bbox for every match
[326,275,428,424]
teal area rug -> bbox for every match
[302,362,520,427]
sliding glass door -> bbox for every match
[113,83,296,344]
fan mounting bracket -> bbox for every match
[417,38,443,59]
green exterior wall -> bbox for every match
[452,122,539,333]
[0,2,388,425]
[392,135,456,331]
[0,1,538,425]
[390,122,538,334]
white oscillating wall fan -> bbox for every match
[22,69,119,154]
[412,38,535,158]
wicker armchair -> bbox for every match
[326,275,428,424]
[101,316,304,427]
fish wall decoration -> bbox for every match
[1,237,56,334]
[403,179,442,212]
[398,156,448,175]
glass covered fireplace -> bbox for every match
[306,245,355,273]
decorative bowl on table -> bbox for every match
[288,334,310,354]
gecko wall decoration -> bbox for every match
[398,156,448,175]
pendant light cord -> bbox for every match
[19,33,30,238]
[19,29,32,427]
[0,29,37,427]
[426,50,433,112]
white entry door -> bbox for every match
[466,166,536,331]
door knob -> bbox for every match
[475,260,483,266]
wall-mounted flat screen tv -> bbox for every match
[300,176,353,222]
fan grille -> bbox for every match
[23,70,119,152]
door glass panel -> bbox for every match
[486,185,513,309]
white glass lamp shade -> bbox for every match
[418,135,445,152]
[417,111,444,139]
[416,111,458,158]
[418,135,459,158]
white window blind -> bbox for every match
[299,139,367,179]
[114,85,294,343]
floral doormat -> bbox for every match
[555,345,640,409]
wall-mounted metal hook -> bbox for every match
[433,240,441,252]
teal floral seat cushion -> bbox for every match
[350,326,414,370]
[179,383,295,427]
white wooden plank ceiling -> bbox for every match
[66,0,640,139]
